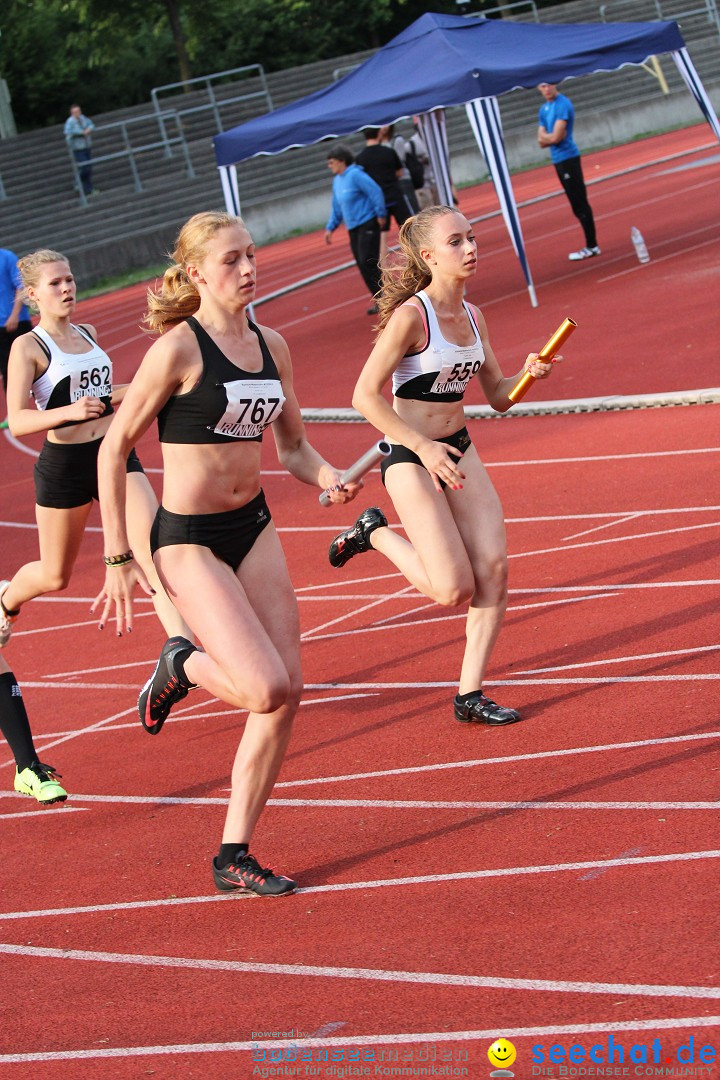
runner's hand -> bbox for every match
[91,561,155,636]
[524,351,562,380]
[66,396,107,423]
[417,440,466,494]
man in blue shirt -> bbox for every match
[64,103,96,196]
[0,248,31,412]
[537,82,599,262]
[325,145,387,314]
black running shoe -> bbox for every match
[454,692,522,726]
[138,636,196,735]
[212,852,297,897]
[329,507,387,568]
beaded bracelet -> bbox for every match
[103,550,134,567]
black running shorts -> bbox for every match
[150,490,272,571]
[34,437,144,509]
[380,426,472,490]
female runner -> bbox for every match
[329,205,558,726]
[95,211,358,897]
[0,249,188,800]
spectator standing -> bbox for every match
[409,119,439,210]
[380,125,420,217]
[0,248,31,418]
[325,145,387,315]
[357,127,414,263]
[64,104,96,197]
[537,82,599,261]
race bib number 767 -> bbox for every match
[214,379,285,439]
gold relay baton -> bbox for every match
[507,317,577,404]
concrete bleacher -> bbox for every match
[0,0,717,287]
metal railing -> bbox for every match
[333,63,361,81]
[150,64,273,153]
[599,0,720,36]
[458,0,539,20]
[67,111,195,207]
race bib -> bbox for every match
[69,362,112,402]
[214,379,285,439]
[427,347,484,396]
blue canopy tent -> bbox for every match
[214,13,720,306]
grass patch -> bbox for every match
[78,263,168,300]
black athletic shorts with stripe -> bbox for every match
[34,437,144,509]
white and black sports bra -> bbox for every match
[31,324,113,421]
[392,290,485,403]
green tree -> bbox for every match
[1,0,467,131]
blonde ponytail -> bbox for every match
[144,211,247,334]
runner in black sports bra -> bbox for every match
[157,316,285,444]
[95,211,361,898]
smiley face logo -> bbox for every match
[488,1039,517,1070]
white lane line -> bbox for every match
[563,512,642,541]
[513,643,720,675]
[300,583,417,639]
[2,930,720,996]
[267,799,720,811]
[518,519,720,559]
[2,848,719,922]
[9,699,716,777]
[296,571,403,592]
[28,581,720,676]
[0,807,87,820]
[580,846,645,881]
[48,794,720,811]
[2,506,720,535]
[10,574,714,646]
[27,693,379,740]
[488,449,720,468]
[303,591,620,641]
[513,580,720,591]
[274,728,720,787]
[2,1014,719,1063]
[24,672,710,694]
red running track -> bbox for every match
[0,127,719,1077]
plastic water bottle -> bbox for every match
[631,226,650,264]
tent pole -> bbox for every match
[218,165,255,320]
[416,110,454,207]
[672,48,720,141]
[466,97,538,308]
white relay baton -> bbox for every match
[319,440,392,507]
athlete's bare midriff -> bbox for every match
[160,440,264,515]
[392,397,467,443]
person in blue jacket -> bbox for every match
[324,144,387,314]
[537,82,600,262]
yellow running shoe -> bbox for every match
[14,761,68,805]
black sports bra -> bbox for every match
[157,317,285,444]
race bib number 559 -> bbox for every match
[214,379,285,439]
[428,347,484,396]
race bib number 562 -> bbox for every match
[70,364,112,401]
